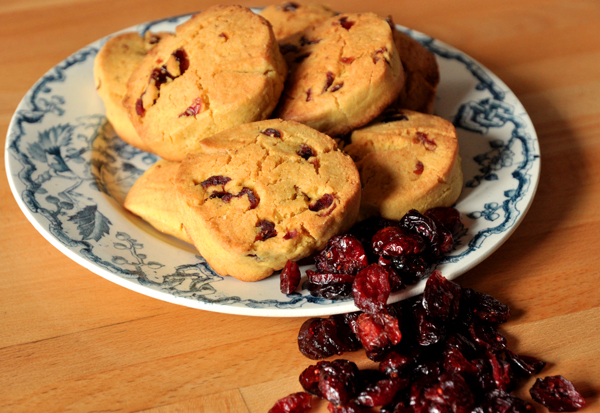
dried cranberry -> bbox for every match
[323,71,335,92]
[478,389,536,413]
[422,271,462,321]
[269,392,312,413]
[415,131,437,151]
[281,260,301,294]
[338,16,355,30]
[298,318,346,360]
[307,270,354,300]
[389,255,430,285]
[400,209,454,257]
[297,144,316,160]
[172,48,189,74]
[328,314,362,353]
[467,322,507,352]
[487,350,515,392]
[261,128,282,138]
[255,220,277,241]
[300,364,322,397]
[530,376,586,412]
[414,303,445,347]
[462,288,510,324]
[379,350,413,378]
[351,312,401,360]
[309,194,335,212]
[425,207,462,235]
[352,264,391,314]
[414,161,424,175]
[411,372,474,413]
[355,377,409,407]
[179,97,203,117]
[318,359,361,406]
[372,226,426,257]
[505,350,546,377]
[442,346,477,377]
[327,401,371,412]
[200,175,231,188]
[314,235,368,275]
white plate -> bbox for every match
[5,13,540,317]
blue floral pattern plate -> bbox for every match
[5,13,540,317]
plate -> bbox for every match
[5,13,540,317]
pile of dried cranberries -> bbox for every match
[271,207,586,413]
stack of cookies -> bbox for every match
[94,2,462,282]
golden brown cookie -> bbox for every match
[275,12,404,136]
[391,28,440,114]
[94,31,170,151]
[124,160,191,243]
[259,1,336,40]
[175,119,361,282]
[123,5,288,161]
[344,109,462,221]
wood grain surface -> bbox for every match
[1,0,600,412]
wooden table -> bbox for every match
[1,0,599,411]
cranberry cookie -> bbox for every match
[175,119,361,282]
[275,12,404,136]
[344,109,462,221]
[259,1,336,40]
[123,5,288,161]
[391,28,440,114]
[124,160,191,243]
[94,31,170,151]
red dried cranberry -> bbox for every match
[327,401,371,412]
[300,364,322,397]
[462,287,510,324]
[318,359,361,406]
[306,88,313,101]
[297,144,316,160]
[306,270,354,300]
[208,186,259,209]
[422,271,462,321]
[414,303,446,346]
[340,57,355,64]
[414,161,424,175]
[351,312,401,360]
[400,209,454,257]
[330,82,344,92]
[372,226,426,257]
[415,131,437,151]
[200,175,231,188]
[269,392,312,413]
[338,16,355,30]
[411,372,474,413]
[323,71,335,92]
[284,229,298,240]
[355,377,409,407]
[379,350,413,378]
[255,220,277,241]
[298,318,346,360]
[172,48,189,74]
[281,260,301,294]
[530,376,586,412]
[424,207,462,235]
[479,389,536,413]
[135,98,145,116]
[314,234,368,275]
[505,350,546,377]
[352,264,391,314]
[467,322,507,352]
[487,350,514,392]
[309,194,335,212]
[389,255,430,285]
[442,346,477,377]
[179,97,203,117]
[261,128,282,138]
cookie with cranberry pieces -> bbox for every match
[343,109,462,221]
[123,5,288,161]
[94,31,170,151]
[390,27,440,114]
[275,12,404,136]
[259,1,336,40]
[124,160,191,243]
[175,119,361,282]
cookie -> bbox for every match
[391,28,440,114]
[259,1,336,40]
[124,160,191,243]
[94,31,170,151]
[275,12,404,136]
[175,119,361,282]
[123,5,288,161]
[343,109,462,221]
